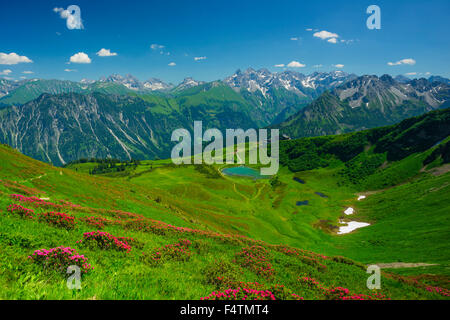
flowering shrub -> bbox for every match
[7,204,35,219]
[276,246,328,271]
[299,277,390,300]
[116,236,145,249]
[268,284,304,300]
[1,180,44,196]
[28,246,93,274]
[381,271,449,298]
[201,287,276,300]
[202,279,304,300]
[38,212,77,230]
[10,194,82,211]
[204,261,242,287]
[77,231,131,252]
[142,239,191,265]
[11,194,60,209]
[425,286,450,297]
[80,216,110,229]
[234,246,275,279]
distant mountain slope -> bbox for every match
[0,79,28,99]
[224,68,357,99]
[99,74,174,91]
[0,79,133,106]
[274,75,450,138]
[428,75,450,85]
[280,107,450,188]
[0,89,270,165]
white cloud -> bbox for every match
[96,48,118,57]
[64,69,77,72]
[327,38,338,44]
[69,52,91,64]
[313,30,339,40]
[168,62,176,66]
[53,6,84,30]
[387,58,416,66]
[194,56,207,61]
[290,37,299,41]
[22,71,34,74]
[313,64,323,68]
[0,69,12,75]
[274,64,285,68]
[0,52,33,65]
[333,64,345,68]
[405,72,417,76]
[151,44,165,50]
[306,28,313,31]
[287,61,306,68]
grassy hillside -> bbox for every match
[0,141,449,299]
[0,109,449,300]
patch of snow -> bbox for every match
[338,221,370,234]
[344,207,354,215]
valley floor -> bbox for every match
[0,144,449,299]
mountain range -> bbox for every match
[273,75,450,138]
[0,69,449,166]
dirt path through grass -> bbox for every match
[375,263,439,269]
[19,173,48,184]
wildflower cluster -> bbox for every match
[1,180,43,196]
[38,212,77,230]
[299,277,390,300]
[116,236,144,249]
[80,216,111,229]
[7,204,35,219]
[425,286,450,297]
[77,231,131,252]
[268,284,304,300]
[276,246,328,271]
[210,280,305,300]
[383,270,450,298]
[142,239,192,265]
[28,246,93,274]
[234,246,275,279]
[200,288,276,300]
[10,194,82,211]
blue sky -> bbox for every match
[1,0,449,84]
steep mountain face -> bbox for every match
[224,68,356,99]
[0,91,265,166]
[0,79,30,100]
[173,77,206,91]
[100,74,142,90]
[274,75,450,138]
[394,75,411,84]
[143,78,174,91]
[428,76,450,85]
[222,69,357,124]
[100,74,174,91]
[0,79,133,106]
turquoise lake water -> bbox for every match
[221,166,268,179]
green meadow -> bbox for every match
[0,109,449,300]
